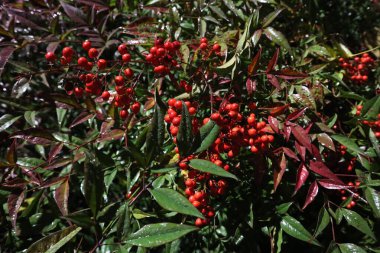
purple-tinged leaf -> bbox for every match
[266,48,280,73]
[283,147,299,161]
[291,125,312,153]
[311,144,323,161]
[246,78,257,96]
[97,129,124,142]
[41,176,67,188]
[70,112,94,128]
[286,108,308,122]
[310,161,344,184]
[267,74,281,89]
[284,125,291,142]
[52,94,82,109]
[294,164,309,195]
[45,158,71,170]
[317,133,335,151]
[54,178,69,216]
[48,143,64,164]
[268,115,279,133]
[60,1,87,25]
[7,190,25,230]
[295,141,306,161]
[100,120,115,135]
[46,42,60,53]
[248,48,262,76]
[6,139,17,164]
[274,153,287,192]
[21,168,41,185]
[0,46,15,77]
[318,179,351,190]
[2,178,28,188]
[272,68,308,80]
[302,181,319,209]
[11,129,54,145]
[269,104,289,116]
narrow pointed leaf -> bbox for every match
[274,153,286,192]
[248,48,262,76]
[27,226,81,253]
[54,178,69,216]
[331,135,364,155]
[302,181,319,209]
[262,9,284,28]
[7,190,25,230]
[0,114,21,132]
[126,223,198,247]
[291,125,312,153]
[149,188,204,218]
[341,208,376,239]
[195,120,220,153]
[266,48,280,73]
[314,208,330,237]
[189,159,238,180]
[294,164,309,195]
[177,103,192,156]
[364,187,380,218]
[310,161,343,184]
[338,243,366,253]
[318,179,350,189]
[264,27,291,52]
[280,216,321,246]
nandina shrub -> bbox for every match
[0,1,379,252]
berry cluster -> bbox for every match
[339,53,375,83]
[198,37,221,55]
[145,38,182,75]
[362,113,380,139]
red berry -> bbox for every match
[115,76,124,86]
[212,43,221,52]
[62,47,74,58]
[200,37,208,44]
[174,100,183,110]
[74,87,83,97]
[172,116,181,126]
[199,43,208,50]
[88,48,98,58]
[97,59,107,69]
[124,68,134,78]
[210,113,221,121]
[195,218,203,227]
[170,126,179,136]
[131,102,141,114]
[101,90,110,101]
[122,53,131,63]
[119,109,128,119]
[145,53,154,62]
[118,44,128,55]
[164,41,174,51]
[188,107,196,115]
[77,57,88,67]
[45,52,56,62]
[82,40,91,51]
[168,98,177,107]
[157,47,166,57]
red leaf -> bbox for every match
[309,160,344,184]
[60,1,86,25]
[54,178,69,216]
[291,125,312,153]
[97,129,125,142]
[284,125,292,142]
[268,116,279,133]
[246,78,257,96]
[11,129,54,145]
[311,144,323,161]
[266,48,280,73]
[45,158,71,170]
[267,74,281,89]
[7,190,25,230]
[318,179,351,189]
[248,48,262,76]
[302,181,319,209]
[48,143,64,163]
[286,108,308,121]
[295,141,306,161]
[0,46,15,77]
[274,153,286,192]
[6,139,17,164]
[269,104,289,116]
[283,147,299,161]
[41,176,67,188]
[100,119,115,135]
[294,164,309,195]
[70,112,95,128]
[272,68,308,80]
[2,178,28,188]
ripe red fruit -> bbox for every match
[154,65,165,74]
[164,41,174,51]
[179,162,188,170]
[193,191,203,200]
[195,218,203,227]
[82,40,91,51]
[145,53,154,62]
[124,68,134,78]
[200,37,208,44]
[185,187,194,196]
[131,102,141,114]
[45,52,56,62]
[173,40,181,49]
[170,126,179,136]
[74,87,83,97]
[192,201,201,208]
[212,43,221,52]
[188,107,196,115]
[101,90,110,101]
[210,112,221,121]
[199,42,208,50]
[77,57,88,67]
[174,100,183,110]
[122,53,131,63]
[62,47,74,58]
[97,59,107,69]
[157,47,166,57]
[185,179,196,187]
[115,76,124,86]
[118,44,128,55]
[172,116,181,126]
[168,98,177,107]
[119,109,128,119]
[88,48,98,58]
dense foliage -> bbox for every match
[0,0,379,252]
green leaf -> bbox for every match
[339,243,366,253]
[126,223,198,247]
[149,188,204,218]
[264,27,291,52]
[27,226,81,253]
[331,135,364,155]
[209,5,228,21]
[364,187,380,218]
[195,120,220,153]
[217,55,237,69]
[369,128,380,158]
[362,96,380,120]
[336,43,353,58]
[0,114,21,132]
[24,111,37,127]
[146,103,165,161]
[176,103,192,156]
[314,208,330,237]
[341,208,376,239]
[189,159,238,180]
[280,215,321,246]
[83,162,104,216]
[262,9,284,28]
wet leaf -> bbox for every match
[291,125,312,153]
[54,178,69,216]
[264,27,291,52]
[248,48,262,76]
[189,159,238,180]
[0,46,16,77]
[310,161,343,184]
[364,187,380,218]
[280,216,321,246]
[272,69,308,80]
[7,190,25,230]
[126,223,198,247]
[317,133,335,151]
[331,135,364,155]
[266,48,280,73]
[48,143,64,163]
[294,164,309,195]
[24,111,38,127]
[268,116,279,133]
[97,129,124,142]
[274,153,286,192]
[0,114,21,132]
[314,208,330,237]
[302,181,319,209]
[341,208,376,239]
[318,179,350,190]
[262,9,284,28]
[27,226,81,253]
[209,5,228,21]
[60,1,86,25]
[338,243,366,253]
[149,188,204,218]
[69,112,94,128]
[12,77,30,98]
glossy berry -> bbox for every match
[199,43,208,50]
[45,52,56,62]
[119,109,128,119]
[62,47,74,58]
[118,44,128,55]
[124,68,134,78]
[122,53,131,62]
[97,59,107,69]
[88,48,98,58]
[82,40,91,51]
[131,102,141,114]
[115,76,124,86]
[101,90,110,101]
[77,57,88,67]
